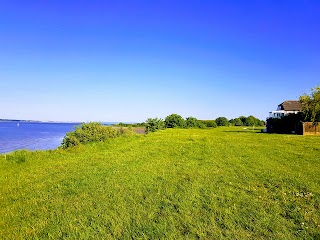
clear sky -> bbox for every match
[0,1,319,122]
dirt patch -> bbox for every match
[112,126,146,134]
[134,127,146,134]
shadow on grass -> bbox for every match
[224,130,302,136]
[223,130,263,134]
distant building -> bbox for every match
[269,100,302,119]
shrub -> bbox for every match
[62,134,80,148]
[115,122,145,127]
[165,114,186,128]
[117,126,135,136]
[198,122,207,129]
[185,117,199,128]
[145,118,165,133]
[199,120,217,128]
[62,122,119,149]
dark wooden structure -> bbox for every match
[301,122,320,135]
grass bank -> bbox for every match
[1,127,319,239]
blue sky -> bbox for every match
[0,1,319,122]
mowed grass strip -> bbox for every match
[0,127,319,239]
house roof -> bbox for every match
[278,100,302,111]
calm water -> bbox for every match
[0,122,80,154]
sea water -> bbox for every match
[0,122,80,154]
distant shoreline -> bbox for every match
[0,120,126,125]
[0,119,81,123]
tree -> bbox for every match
[299,86,320,123]
[185,117,199,128]
[258,120,266,126]
[165,114,186,128]
[245,115,256,126]
[231,118,243,126]
[239,116,247,125]
[215,117,229,126]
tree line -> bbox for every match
[145,114,265,133]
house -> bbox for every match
[266,100,303,134]
[269,100,302,119]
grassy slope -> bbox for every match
[0,127,319,239]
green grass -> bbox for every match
[1,127,320,239]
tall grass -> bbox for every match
[0,127,319,239]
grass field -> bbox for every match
[1,127,320,239]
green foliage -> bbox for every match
[1,128,319,239]
[62,134,80,148]
[143,114,265,132]
[229,118,243,126]
[215,117,229,126]
[239,116,247,125]
[299,86,320,123]
[245,115,265,126]
[197,122,207,129]
[134,122,146,127]
[115,122,145,127]
[117,122,125,126]
[165,114,186,128]
[245,115,257,126]
[259,120,266,126]
[147,114,264,130]
[145,118,165,133]
[117,126,136,137]
[230,116,264,127]
[62,122,124,148]
[185,116,199,128]
[198,120,217,128]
